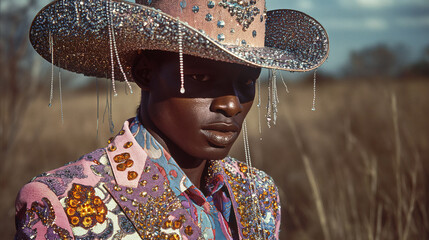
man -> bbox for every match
[15,0,328,239]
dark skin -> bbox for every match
[132,51,261,191]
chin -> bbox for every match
[196,145,232,160]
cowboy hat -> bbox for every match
[30,0,329,82]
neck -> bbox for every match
[138,97,207,189]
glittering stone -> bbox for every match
[205,13,213,21]
[192,6,199,13]
[207,1,215,8]
[124,141,133,148]
[30,0,329,85]
[218,0,261,31]
[107,145,116,152]
[140,191,148,197]
[241,40,247,45]
[252,30,257,37]
[127,171,138,180]
[179,0,187,9]
[217,20,225,28]
[218,33,225,41]
[117,163,126,171]
[230,28,235,34]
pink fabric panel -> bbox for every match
[106,120,148,188]
[15,182,73,239]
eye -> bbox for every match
[189,74,210,82]
[244,78,256,86]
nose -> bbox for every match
[210,95,243,117]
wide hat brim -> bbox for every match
[30,0,329,82]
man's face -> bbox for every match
[142,53,261,161]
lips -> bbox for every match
[201,123,240,147]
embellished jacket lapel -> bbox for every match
[222,159,274,240]
[103,121,202,239]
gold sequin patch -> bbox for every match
[64,184,107,229]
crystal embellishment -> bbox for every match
[217,20,225,28]
[218,0,261,31]
[207,1,215,8]
[218,34,225,41]
[192,6,199,13]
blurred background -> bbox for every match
[1,0,428,239]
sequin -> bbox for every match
[185,225,193,235]
[173,220,182,229]
[164,220,172,228]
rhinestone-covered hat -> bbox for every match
[30,0,329,82]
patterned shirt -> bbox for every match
[15,117,281,239]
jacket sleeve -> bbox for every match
[15,181,73,240]
[255,171,282,240]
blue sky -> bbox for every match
[267,0,429,72]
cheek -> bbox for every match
[147,98,208,139]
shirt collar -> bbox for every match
[128,117,227,203]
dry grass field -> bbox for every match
[1,78,428,239]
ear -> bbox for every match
[132,52,153,90]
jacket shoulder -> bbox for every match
[15,148,112,239]
[27,148,108,197]
[224,157,281,239]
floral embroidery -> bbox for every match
[35,165,87,196]
[64,184,108,229]
[20,198,72,239]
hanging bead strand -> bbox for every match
[59,63,64,124]
[272,70,279,125]
[257,77,262,140]
[48,31,54,107]
[312,69,317,111]
[109,0,133,94]
[107,0,118,96]
[178,21,185,94]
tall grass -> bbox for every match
[1,78,428,239]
